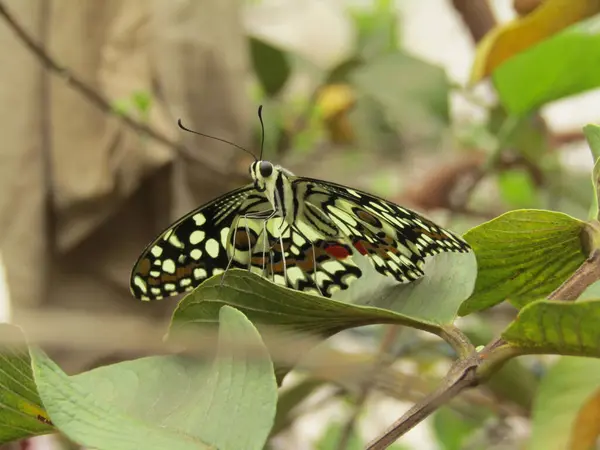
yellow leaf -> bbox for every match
[316,84,356,144]
[569,388,600,450]
[470,0,600,83]
[317,84,355,119]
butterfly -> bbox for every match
[130,107,471,301]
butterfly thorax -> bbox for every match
[250,160,297,222]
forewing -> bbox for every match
[294,177,471,284]
[130,185,271,300]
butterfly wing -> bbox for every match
[245,218,362,297]
[293,177,471,284]
[130,185,272,300]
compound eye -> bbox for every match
[259,161,273,178]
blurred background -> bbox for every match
[1,0,600,449]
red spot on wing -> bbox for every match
[352,240,368,255]
[324,243,351,259]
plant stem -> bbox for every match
[548,249,600,301]
[366,357,478,450]
[438,325,476,359]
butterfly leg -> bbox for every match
[243,209,278,281]
[220,215,243,287]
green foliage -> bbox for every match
[494,13,600,115]
[460,210,587,315]
[316,422,363,450]
[432,407,487,450]
[502,299,600,357]
[349,0,400,58]
[497,169,540,209]
[584,123,600,219]
[111,90,152,121]
[249,37,291,97]
[527,357,600,450]
[350,52,450,147]
[0,325,53,442]
[169,250,476,337]
[0,308,277,449]
[10,3,600,449]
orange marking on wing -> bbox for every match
[414,227,446,240]
[353,238,398,260]
[136,258,151,276]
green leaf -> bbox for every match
[497,169,540,209]
[502,299,600,357]
[578,279,600,300]
[528,357,600,450]
[583,124,600,163]
[459,209,587,315]
[350,0,400,59]
[249,37,291,97]
[493,13,600,115]
[432,407,483,450]
[584,124,600,220]
[170,251,476,379]
[350,52,450,146]
[0,325,53,444]
[131,90,152,116]
[316,421,363,450]
[32,306,277,450]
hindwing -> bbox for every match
[240,217,362,297]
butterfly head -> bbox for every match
[250,160,274,192]
[249,160,295,192]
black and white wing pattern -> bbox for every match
[130,186,363,300]
[130,185,268,300]
[130,173,471,301]
[292,177,471,285]
[241,217,362,297]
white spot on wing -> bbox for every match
[150,246,163,257]
[220,227,230,248]
[190,249,202,260]
[194,268,207,279]
[133,276,147,294]
[162,259,176,274]
[168,233,184,249]
[189,230,205,245]
[206,238,220,258]
[321,260,346,273]
[193,213,206,226]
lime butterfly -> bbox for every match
[130,107,470,300]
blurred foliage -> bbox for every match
[471,0,600,82]
[8,1,600,449]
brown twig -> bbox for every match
[0,1,225,173]
[366,357,479,450]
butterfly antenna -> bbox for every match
[258,105,265,161]
[177,119,257,161]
